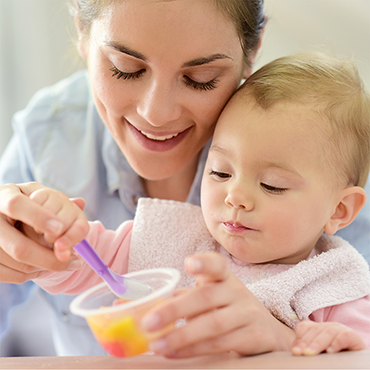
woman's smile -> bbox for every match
[126,119,191,152]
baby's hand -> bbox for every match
[19,188,89,262]
[141,252,295,357]
[292,320,366,356]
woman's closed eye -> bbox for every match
[110,66,145,80]
[210,170,231,180]
[183,75,219,91]
[110,65,219,91]
[261,183,288,194]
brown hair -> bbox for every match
[69,0,265,66]
[237,52,370,188]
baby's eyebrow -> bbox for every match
[182,54,232,68]
[209,144,228,155]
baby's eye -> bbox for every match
[261,183,288,194]
[210,170,231,180]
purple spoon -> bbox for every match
[74,239,152,300]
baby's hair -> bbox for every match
[238,52,370,188]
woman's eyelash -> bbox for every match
[183,76,219,91]
[110,66,145,80]
[110,66,218,91]
[210,170,230,179]
[261,183,287,194]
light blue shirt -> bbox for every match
[0,70,369,356]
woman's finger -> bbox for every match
[0,218,82,274]
[0,263,43,284]
[0,183,63,236]
[0,248,43,274]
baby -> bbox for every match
[26,52,370,355]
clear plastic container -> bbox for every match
[69,268,181,357]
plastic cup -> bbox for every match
[69,268,181,357]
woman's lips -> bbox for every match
[127,120,190,152]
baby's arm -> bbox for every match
[19,187,89,261]
[33,220,133,295]
[292,321,366,356]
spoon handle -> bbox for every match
[73,239,127,295]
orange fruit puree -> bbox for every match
[88,315,148,357]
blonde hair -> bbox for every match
[237,52,370,188]
[69,0,265,66]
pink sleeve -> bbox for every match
[33,219,133,295]
[309,294,370,349]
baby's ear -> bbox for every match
[324,186,367,235]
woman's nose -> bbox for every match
[225,186,254,211]
[136,80,182,127]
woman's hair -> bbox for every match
[238,52,370,188]
[69,0,265,66]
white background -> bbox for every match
[0,0,369,357]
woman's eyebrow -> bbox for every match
[182,54,232,67]
[105,42,230,67]
[104,41,147,62]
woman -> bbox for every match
[0,0,368,357]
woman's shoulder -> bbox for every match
[11,70,106,190]
[14,69,91,126]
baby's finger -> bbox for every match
[53,218,90,261]
[165,326,271,358]
[293,322,359,356]
[142,277,246,333]
[185,252,229,283]
[70,198,86,211]
[30,191,89,248]
[30,189,72,237]
[148,304,247,355]
[326,328,366,353]
[292,321,322,355]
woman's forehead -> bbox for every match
[91,0,243,63]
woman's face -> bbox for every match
[80,0,248,180]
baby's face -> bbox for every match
[201,98,343,264]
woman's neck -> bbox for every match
[142,154,200,202]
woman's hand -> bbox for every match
[0,182,89,284]
[141,252,295,358]
[292,321,366,356]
